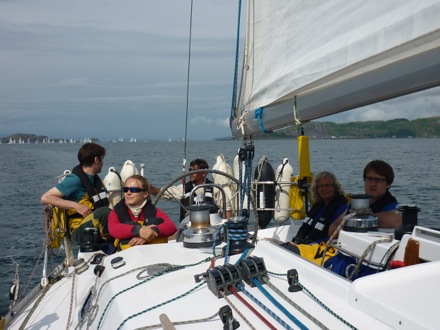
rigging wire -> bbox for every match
[230,0,243,122]
[182,0,194,182]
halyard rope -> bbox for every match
[268,270,357,330]
[262,275,329,330]
[236,282,295,330]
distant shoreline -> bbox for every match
[2,116,439,143]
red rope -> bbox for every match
[228,285,277,330]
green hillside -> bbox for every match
[268,117,440,139]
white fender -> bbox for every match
[274,158,294,224]
[213,154,233,184]
[120,160,139,183]
[139,163,145,177]
[103,167,123,208]
[212,154,236,218]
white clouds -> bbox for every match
[0,1,439,141]
[190,115,230,128]
[190,115,213,125]
[59,78,90,87]
[327,88,440,123]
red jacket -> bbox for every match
[108,203,177,239]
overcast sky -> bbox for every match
[1,1,439,141]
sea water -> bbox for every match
[0,138,439,314]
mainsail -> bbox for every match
[230,0,440,138]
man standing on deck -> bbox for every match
[150,158,232,221]
[41,142,111,244]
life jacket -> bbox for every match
[66,165,109,234]
[369,190,397,214]
[180,178,219,220]
[72,165,109,209]
[113,199,166,250]
[294,194,348,244]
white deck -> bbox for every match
[5,225,440,329]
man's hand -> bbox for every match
[76,203,93,217]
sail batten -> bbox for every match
[231,0,440,138]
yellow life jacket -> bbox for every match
[294,242,337,266]
[65,192,95,235]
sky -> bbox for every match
[0,0,439,141]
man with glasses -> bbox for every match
[363,159,401,228]
[150,158,232,221]
[41,142,111,245]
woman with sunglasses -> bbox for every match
[108,175,177,250]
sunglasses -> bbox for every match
[122,187,146,193]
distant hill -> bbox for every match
[0,133,99,144]
[263,117,440,139]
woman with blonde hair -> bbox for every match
[108,175,177,250]
[289,171,348,245]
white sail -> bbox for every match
[231,0,440,138]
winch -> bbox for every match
[182,203,221,248]
[344,194,378,232]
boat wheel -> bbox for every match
[151,169,240,223]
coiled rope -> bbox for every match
[97,258,210,330]
[117,282,206,330]
[346,236,393,280]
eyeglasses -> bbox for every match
[364,176,387,184]
[317,184,335,189]
[122,187,146,193]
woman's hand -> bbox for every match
[138,225,159,242]
[128,237,148,246]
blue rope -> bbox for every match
[254,108,272,134]
[238,160,244,214]
[212,224,225,258]
[244,148,253,212]
[236,283,295,330]
[221,221,250,264]
[253,278,308,330]
[227,226,249,241]
[238,146,254,216]
[234,248,251,266]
